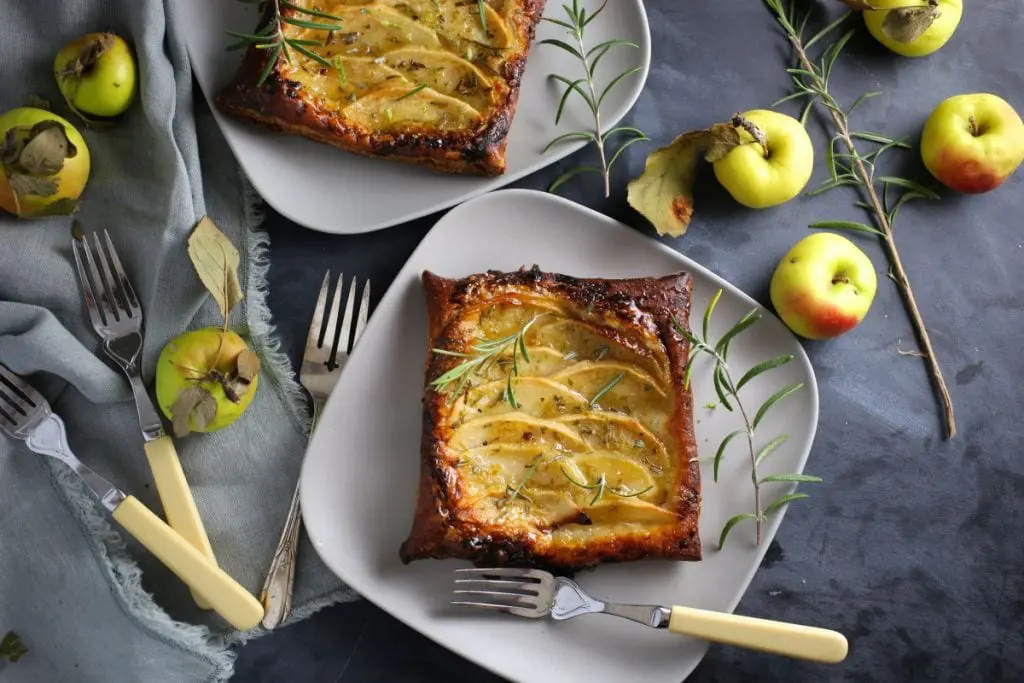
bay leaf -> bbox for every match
[19,125,69,175]
[187,216,243,320]
[8,173,58,198]
[626,122,738,237]
[170,385,218,437]
[236,350,261,381]
[882,4,941,43]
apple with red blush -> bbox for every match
[770,233,878,341]
[921,93,1024,194]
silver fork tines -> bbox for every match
[73,230,141,335]
[451,568,554,618]
[0,364,43,437]
[260,271,372,630]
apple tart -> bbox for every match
[215,0,547,175]
[399,267,702,571]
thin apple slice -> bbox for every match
[582,498,681,525]
[463,376,589,418]
[450,412,591,452]
[555,413,668,470]
[526,317,668,383]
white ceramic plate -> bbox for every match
[300,190,819,683]
[178,0,651,234]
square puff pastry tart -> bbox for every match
[216,0,547,176]
[400,267,702,571]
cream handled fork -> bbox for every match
[453,568,848,664]
[0,364,263,631]
[72,229,217,609]
[259,272,371,630]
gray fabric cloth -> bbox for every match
[0,1,355,681]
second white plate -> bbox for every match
[178,0,651,234]
[300,190,820,682]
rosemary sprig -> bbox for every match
[588,371,625,408]
[676,290,821,549]
[540,0,648,197]
[560,467,653,505]
[431,315,541,407]
[763,0,956,439]
[226,0,346,87]
[501,454,544,506]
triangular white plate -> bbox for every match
[300,189,819,682]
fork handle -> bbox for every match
[111,495,263,630]
[145,436,217,610]
[668,606,848,663]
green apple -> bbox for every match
[155,328,260,436]
[921,93,1024,194]
[0,107,91,218]
[864,0,962,58]
[55,32,137,119]
[770,233,877,340]
[712,110,814,209]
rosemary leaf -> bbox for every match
[282,16,345,31]
[397,83,429,100]
[290,40,335,70]
[552,77,591,124]
[714,309,761,357]
[719,513,757,549]
[763,492,810,516]
[589,371,625,408]
[548,166,601,193]
[847,90,883,115]
[735,355,793,391]
[809,220,886,237]
[754,434,789,466]
[752,382,805,430]
[504,454,544,504]
[539,38,584,61]
[256,45,281,87]
[543,131,598,153]
[878,176,941,200]
[803,11,851,50]
[598,66,643,109]
[702,289,721,341]
[712,364,733,412]
[606,134,649,171]
[772,90,813,107]
[281,0,345,20]
[760,473,824,484]
[714,429,744,482]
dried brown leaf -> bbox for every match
[236,350,261,381]
[882,4,940,43]
[626,122,737,237]
[18,124,70,175]
[170,385,217,437]
[187,216,243,320]
[7,174,58,198]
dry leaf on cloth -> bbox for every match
[187,216,243,319]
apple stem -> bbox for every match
[784,25,957,439]
[731,114,771,158]
[968,115,980,137]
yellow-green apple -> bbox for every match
[712,110,814,209]
[155,328,260,436]
[0,107,91,218]
[863,0,962,58]
[921,93,1024,194]
[55,32,137,118]
[770,233,878,340]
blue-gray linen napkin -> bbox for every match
[0,1,355,681]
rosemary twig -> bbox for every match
[226,0,345,87]
[560,467,653,505]
[764,0,956,439]
[541,0,648,197]
[676,290,820,548]
[431,315,541,407]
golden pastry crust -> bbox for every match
[215,0,547,176]
[399,267,702,572]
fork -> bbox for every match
[259,272,371,630]
[452,568,849,664]
[73,228,217,609]
[0,364,263,630]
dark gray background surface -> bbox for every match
[232,2,1024,681]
